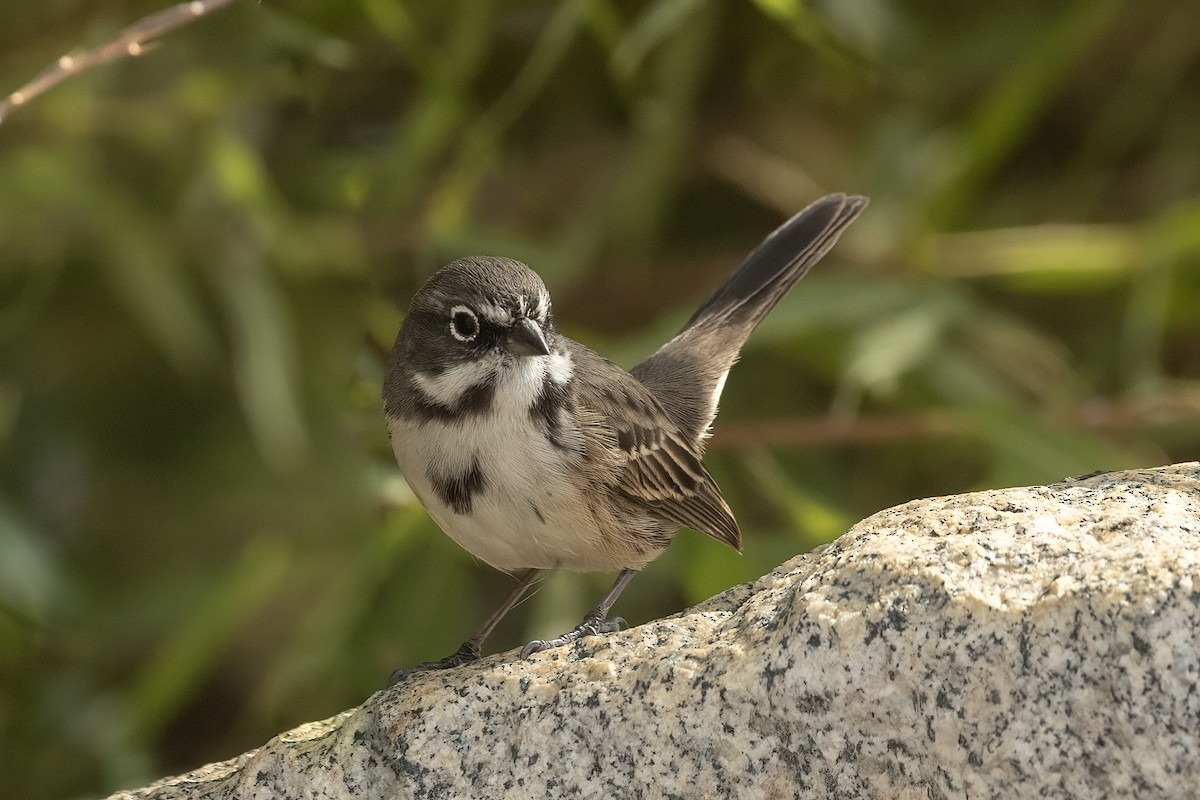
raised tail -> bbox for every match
[633,193,867,443]
[686,193,867,332]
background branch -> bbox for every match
[0,0,238,125]
[709,389,1200,449]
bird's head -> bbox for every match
[397,256,557,376]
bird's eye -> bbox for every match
[449,306,479,342]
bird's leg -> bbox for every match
[388,568,540,685]
[521,568,637,657]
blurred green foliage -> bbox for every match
[1,0,1198,796]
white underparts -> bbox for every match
[391,347,643,571]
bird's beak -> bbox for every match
[506,318,550,357]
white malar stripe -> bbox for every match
[413,349,573,416]
[412,359,496,408]
[545,349,572,386]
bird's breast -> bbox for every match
[388,353,658,572]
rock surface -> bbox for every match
[110,464,1200,800]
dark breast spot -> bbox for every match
[430,457,487,515]
[457,380,498,416]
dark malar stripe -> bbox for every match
[406,375,498,422]
[529,376,575,453]
[430,457,487,515]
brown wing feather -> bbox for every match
[616,429,741,550]
[571,345,741,551]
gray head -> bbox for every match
[391,256,556,378]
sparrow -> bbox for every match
[383,193,867,681]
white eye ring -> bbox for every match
[449,305,479,342]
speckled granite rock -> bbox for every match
[109,464,1200,800]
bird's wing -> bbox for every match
[610,415,741,551]
[571,345,741,551]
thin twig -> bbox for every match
[710,411,964,449]
[709,390,1200,450]
[0,0,239,125]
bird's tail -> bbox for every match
[632,193,866,443]
[685,193,867,333]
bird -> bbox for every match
[383,193,867,681]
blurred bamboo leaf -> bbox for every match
[737,448,855,550]
[212,246,311,471]
[923,345,1030,409]
[0,502,68,626]
[601,0,719,257]
[972,408,1151,487]
[0,252,61,348]
[1120,263,1172,397]
[750,0,856,62]
[750,275,932,341]
[671,532,752,608]
[99,215,221,376]
[933,224,1139,280]
[259,8,355,69]
[129,535,291,742]
[253,504,427,706]
[427,0,592,238]
[527,570,590,643]
[0,383,17,445]
[610,0,705,81]
[842,302,950,398]
[929,0,1124,226]
[1054,5,1200,216]
[371,0,496,214]
[210,129,272,208]
[959,309,1073,400]
[483,0,591,134]
[357,0,420,51]
[1157,199,1200,256]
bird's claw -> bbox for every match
[388,640,481,685]
[520,616,626,658]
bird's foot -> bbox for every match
[520,616,626,658]
[388,640,481,685]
